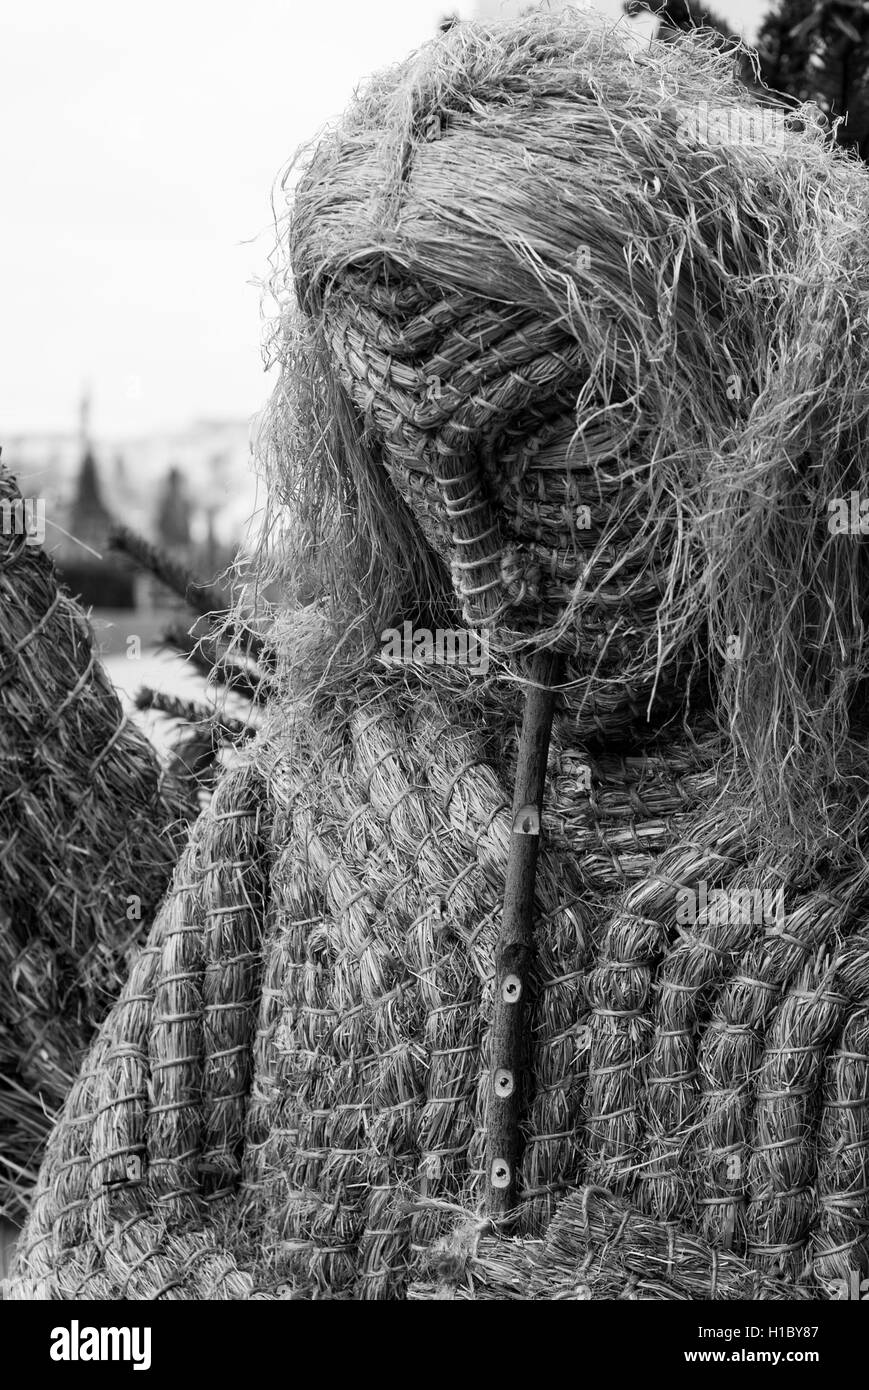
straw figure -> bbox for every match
[0,471,189,1216]
[6,11,869,1299]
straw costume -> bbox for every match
[6,12,869,1300]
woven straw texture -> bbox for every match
[409,1187,816,1301]
[0,469,187,1214]
[4,661,869,1299]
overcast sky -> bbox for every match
[0,0,767,438]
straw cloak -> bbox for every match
[5,639,869,1300]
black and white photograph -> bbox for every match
[2,0,869,1364]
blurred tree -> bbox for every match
[623,0,760,87]
[69,387,110,543]
[624,0,734,40]
[756,1,869,159]
[70,449,110,540]
[61,447,135,607]
[154,466,192,552]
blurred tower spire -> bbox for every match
[69,387,111,549]
[79,386,92,454]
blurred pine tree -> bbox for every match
[756,1,869,160]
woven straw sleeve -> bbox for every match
[8,760,267,1299]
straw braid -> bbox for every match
[694,874,869,1251]
[584,810,750,1192]
[638,859,795,1225]
[810,1007,869,1288]
[746,932,869,1278]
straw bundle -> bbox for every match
[8,10,869,1300]
[410,1186,815,1301]
[0,469,187,1213]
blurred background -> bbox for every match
[0,0,853,744]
